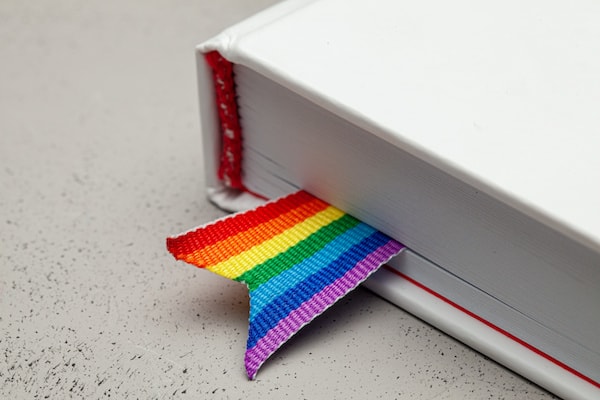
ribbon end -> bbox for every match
[245,356,259,380]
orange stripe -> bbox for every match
[181,197,329,268]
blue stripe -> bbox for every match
[248,221,376,320]
[246,230,391,349]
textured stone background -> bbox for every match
[0,1,554,398]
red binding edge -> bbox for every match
[383,265,600,390]
[205,51,245,190]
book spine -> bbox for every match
[195,1,318,211]
[204,51,244,191]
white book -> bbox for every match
[195,0,600,398]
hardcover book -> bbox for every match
[194,0,600,398]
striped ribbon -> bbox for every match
[166,190,404,379]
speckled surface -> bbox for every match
[0,1,557,398]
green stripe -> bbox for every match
[235,213,361,290]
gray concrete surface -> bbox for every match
[0,1,555,398]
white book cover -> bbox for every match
[194,0,600,398]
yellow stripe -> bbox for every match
[206,206,345,279]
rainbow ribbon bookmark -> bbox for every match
[166,190,404,379]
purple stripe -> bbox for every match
[244,240,404,378]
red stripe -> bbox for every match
[166,191,320,259]
[174,198,331,268]
[383,265,600,389]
